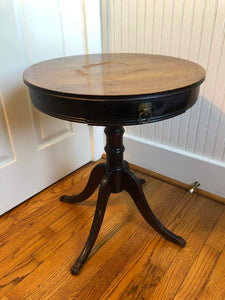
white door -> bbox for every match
[0,0,102,214]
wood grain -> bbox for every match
[174,246,220,300]
[23,53,205,98]
[199,249,225,300]
[0,159,224,299]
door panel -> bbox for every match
[0,93,15,166]
[0,0,101,214]
[32,109,74,150]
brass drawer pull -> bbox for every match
[138,103,152,123]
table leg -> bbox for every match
[70,171,112,275]
[122,168,186,247]
[60,163,106,203]
[124,160,145,185]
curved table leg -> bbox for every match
[123,160,145,185]
[60,163,106,203]
[71,171,112,275]
[122,169,186,247]
[123,160,130,170]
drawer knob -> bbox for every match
[138,103,152,123]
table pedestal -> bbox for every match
[60,126,186,275]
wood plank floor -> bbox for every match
[0,160,225,300]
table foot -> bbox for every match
[123,168,186,248]
[60,163,106,203]
[70,171,112,275]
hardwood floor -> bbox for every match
[0,160,225,300]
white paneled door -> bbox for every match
[0,0,102,215]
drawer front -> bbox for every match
[28,85,200,126]
[87,87,198,126]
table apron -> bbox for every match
[29,86,200,126]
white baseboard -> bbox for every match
[124,134,225,198]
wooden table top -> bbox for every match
[23,53,205,100]
[23,54,205,126]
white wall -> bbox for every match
[101,0,225,197]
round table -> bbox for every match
[23,53,205,275]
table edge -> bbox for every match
[23,77,205,102]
